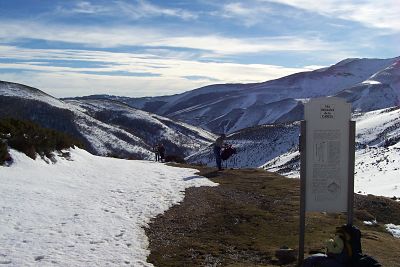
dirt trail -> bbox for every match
[145,166,400,266]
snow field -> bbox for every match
[355,146,400,198]
[0,148,217,266]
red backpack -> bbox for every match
[221,145,236,160]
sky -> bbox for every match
[0,0,399,98]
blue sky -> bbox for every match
[0,0,399,97]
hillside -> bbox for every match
[0,81,215,159]
[64,98,216,157]
[146,166,400,266]
[92,57,400,133]
[187,106,400,199]
[186,122,299,168]
[0,118,83,165]
[264,106,400,199]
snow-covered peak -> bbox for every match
[0,81,81,111]
[369,59,400,83]
[98,56,400,134]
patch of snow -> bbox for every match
[362,80,381,85]
[385,224,400,238]
[363,220,378,226]
[0,148,217,266]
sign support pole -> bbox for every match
[347,121,356,225]
[298,121,307,266]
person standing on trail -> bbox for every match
[213,134,225,170]
[158,143,166,162]
[153,144,160,161]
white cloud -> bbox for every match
[221,2,272,26]
[56,0,197,20]
[115,0,198,20]
[69,1,110,14]
[0,20,338,55]
[0,45,318,97]
[264,0,400,32]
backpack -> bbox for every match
[335,224,381,267]
[221,145,236,160]
[335,224,362,261]
[303,225,381,267]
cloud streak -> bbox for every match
[220,2,273,26]
[0,20,340,55]
[264,0,400,32]
[56,0,197,20]
[0,45,319,97]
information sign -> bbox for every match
[304,97,351,212]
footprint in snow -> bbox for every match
[34,256,45,261]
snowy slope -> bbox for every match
[65,98,216,157]
[0,81,79,111]
[186,122,299,168]
[0,81,215,159]
[97,57,400,133]
[0,148,217,266]
[187,105,400,198]
[335,59,400,112]
[263,107,400,198]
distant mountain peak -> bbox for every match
[91,56,400,134]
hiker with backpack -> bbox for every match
[302,224,381,267]
[213,134,225,170]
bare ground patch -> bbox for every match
[145,166,400,266]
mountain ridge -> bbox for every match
[0,81,215,159]
[82,56,400,134]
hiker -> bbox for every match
[302,224,381,267]
[158,143,165,162]
[153,144,160,161]
[213,134,225,170]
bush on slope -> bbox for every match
[0,118,84,163]
[0,141,8,165]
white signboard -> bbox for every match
[304,97,351,212]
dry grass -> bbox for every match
[145,165,400,266]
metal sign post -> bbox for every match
[298,120,307,264]
[347,121,356,225]
[298,97,355,266]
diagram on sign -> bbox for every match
[314,141,327,163]
[312,130,342,201]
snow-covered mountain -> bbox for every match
[263,106,400,198]
[0,81,215,159]
[95,57,400,134]
[335,60,400,111]
[186,122,299,168]
[187,106,400,198]
[64,98,216,157]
